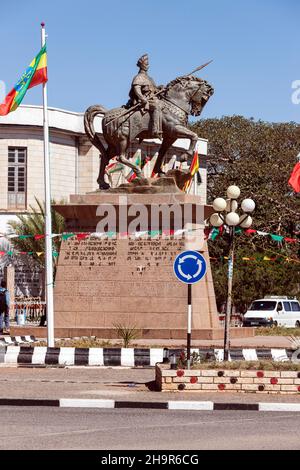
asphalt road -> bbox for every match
[1,366,300,403]
[1,407,300,450]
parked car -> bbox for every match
[243,296,300,328]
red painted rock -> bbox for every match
[257,371,264,378]
[177,369,185,377]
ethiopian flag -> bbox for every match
[183,150,200,191]
[0,45,47,116]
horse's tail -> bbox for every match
[84,104,108,157]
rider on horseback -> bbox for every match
[127,54,163,139]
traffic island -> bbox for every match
[156,363,300,394]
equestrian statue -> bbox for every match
[84,54,214,190]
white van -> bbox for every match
[243,296,300,328]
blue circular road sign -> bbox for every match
[173,250,207,284]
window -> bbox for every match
[291,302,300,312]
[249,301,276,311]
[283,302,291,311]
[8,147,27,209]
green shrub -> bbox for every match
[113,323,140,348]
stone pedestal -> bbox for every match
[50,192,252,339]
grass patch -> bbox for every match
[255,327,300,336]
[35,338,117,348]
[33,337,164,348]
[191,360,300,371]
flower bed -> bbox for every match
[156,363,300,394]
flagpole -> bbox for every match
[194,144,199,196]
[193,173,197,196]
[41,22,54,347]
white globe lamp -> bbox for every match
[227,185,240,200]
[210,213,223,227]
[239,215,253,229]
[225,212,240,226]
[213,198,227,212]
[241,198,255,213]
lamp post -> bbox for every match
[209,186,255,361]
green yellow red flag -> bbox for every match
[0,45,47,116]
[183,150,199,192]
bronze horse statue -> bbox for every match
[84,75,214,189]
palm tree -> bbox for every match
[7,197,65,269]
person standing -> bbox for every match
[0,280,10,335]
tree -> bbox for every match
[192,116,300,309]
[7,197,65,269]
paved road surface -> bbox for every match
[1,407,300,450]
[1,367,300,403]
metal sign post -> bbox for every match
[187,284,192,369]
[173,250,207,370]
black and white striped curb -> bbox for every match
[0,346,164,366]
[0,347,298,366]
[0,336,36,346]
[0,398,300,412]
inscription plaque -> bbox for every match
[53,193,220,338]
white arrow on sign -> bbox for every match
[179,254,198,263]
[178,265,192,281]
[192,259,202,278]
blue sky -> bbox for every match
[0,0,299,123]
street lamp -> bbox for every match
[210,186,255,361]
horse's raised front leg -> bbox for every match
[172,126,198,163]
[153,136,176,176]
[117,137,142,177]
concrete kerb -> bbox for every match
[0,346,299,366]
[0,398,300,412]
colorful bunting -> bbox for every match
[76,233,89,241]
[106,231,116,238]
[270,234,284,242]
[210,255,299,264]
[284,238,297,243]
[0,228,298,245]
[62,233,74,240]
[210,228,220,241]
[257,231,269,236]
[34,234,45,240]
[207,227,298,244]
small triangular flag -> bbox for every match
[62,233,74,240]
[270,234,284,242]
